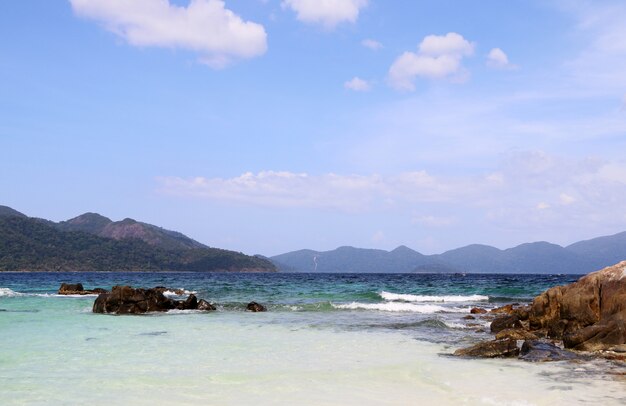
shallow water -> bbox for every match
[1,272,625,405]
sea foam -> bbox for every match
[332,302,469,313]
[0,288,23,297]
[380,291,489,303]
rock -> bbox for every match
[512,305,530,321]
[491,304,515,314]
[528,260,626,350]
[470,307,487,314]
[563,317,626,351]
[58,283,108,295]
[93,285,192,314]
[197,299,217,311]
[177,294,198,310]
[490,315,523,333]
[59,283,84,294]
[454,339,519,358]
[462,315,476,320]
[246,302,267,312]
[495,328,538,341]
[520,340,579,362]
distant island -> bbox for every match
[3,204,625,274]
[0,205,276,272]
[270,234,626,274]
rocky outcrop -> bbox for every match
[246,302,267,312]
[528,260,626,351]
[58,283,108,295]
[92,285,210,314]
[455,260,626,360]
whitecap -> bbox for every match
[380,291,489,303]
[162,289,197,298]
[332,302,469,313]
[0,287,23,297]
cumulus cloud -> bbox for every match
[282,0,367,29]
[361,38,382,50]
[158,152,626,237]
[486,48,516,69]
[388,32,475,91]
[344,77,371,91]
[158,170,456,211]
[69,0,267,68]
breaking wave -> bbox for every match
[380,291,489,303]
[332,302,469,313]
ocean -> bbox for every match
[1,272,625,405]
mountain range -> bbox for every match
[270,233,626,274]
[0,205,275,272]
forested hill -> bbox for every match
[0,208,275,272]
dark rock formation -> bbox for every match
[246,302,267,312]
[197,299,216,311]
[58,283,108,295]
[470,307,487,314]
[92,285,210,314]
[520,340,580,362]
[453,339,519,358]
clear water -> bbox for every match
[1,272,625,405]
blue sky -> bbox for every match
[2,0,626,256]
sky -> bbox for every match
[1,0,626,256]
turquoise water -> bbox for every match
[1,272,625,405]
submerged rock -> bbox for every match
[246,302,267,312]
[520,340,580,362]
[197,299,216,311]
[454,339,519,358]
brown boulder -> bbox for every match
[491,304,515,314]
[470,307,487,314]
[454,339,519,358]
[495,328,538,341]
[528,260,626,350]
[490,315,523,333]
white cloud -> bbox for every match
[157,153,626,239]
[559,193,576,205]
[412,215,455,227]
[69,0,267,68]
[344,77,371,91]
[418,32,475,57]
[282,0,367,29]
[388,32,475,91]
[486,47,516,69]
[560,2,626,91]
[536,202,550,210]
[361,38,382,50]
